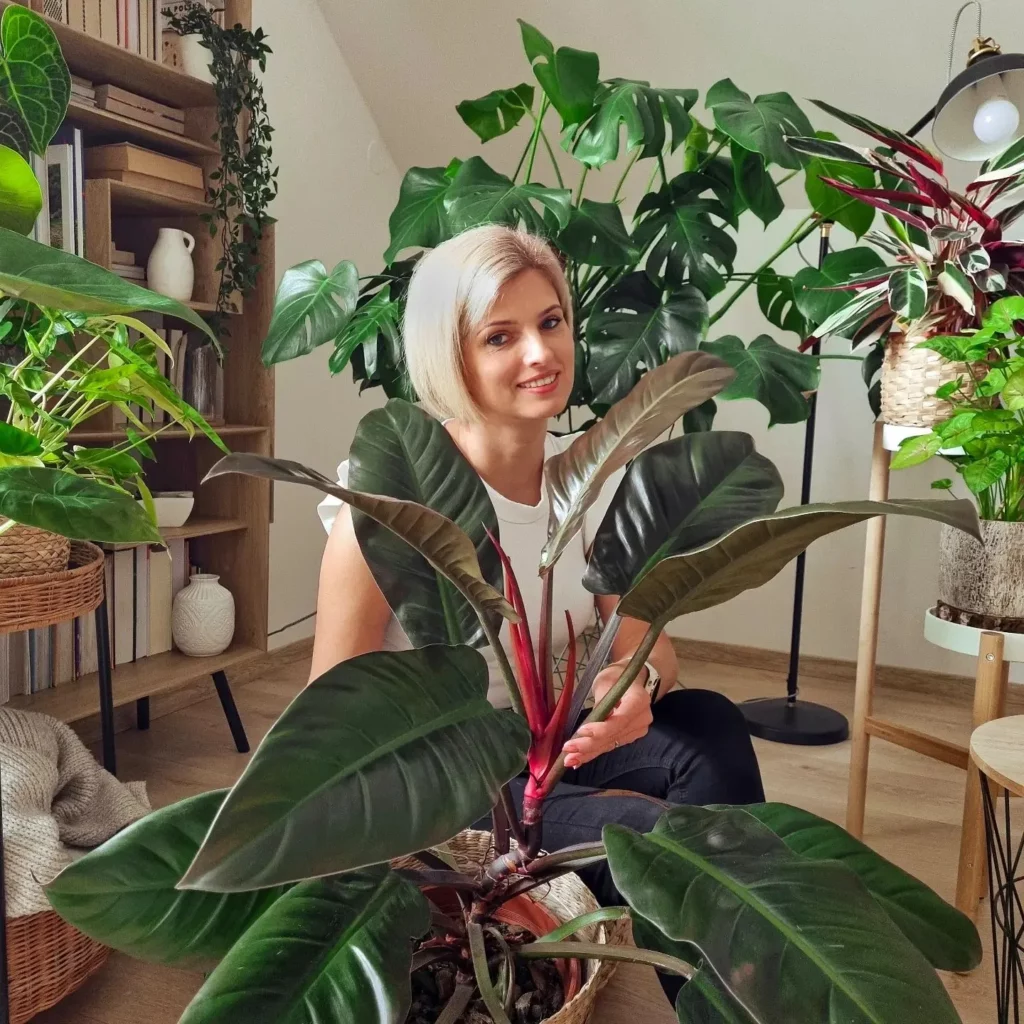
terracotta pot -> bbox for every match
[937,520,1024,631]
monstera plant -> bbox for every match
[256,20,883,429]
[47,351,981,1024]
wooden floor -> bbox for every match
[35,650,1003,1024]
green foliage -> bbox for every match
[0,144,40,233]
[803,131,876,237]
[456,83,534,143]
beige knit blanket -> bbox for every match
[0,708,150,918]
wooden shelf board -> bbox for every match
[0,1,215,108]
[104,178,212,216]
[66,99,219,158]
[70,424,268,442]
[7,644,262,724]
[106,516,248,550]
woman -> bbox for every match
[314,224,764,998]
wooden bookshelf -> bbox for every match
[105,515,248,550]
[66,98,220,159]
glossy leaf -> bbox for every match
[937,261,974,315]
[0,107,28,158]
[792,247,886,328]
[542,350,735,570]
[181,646,530,891]
[890,432,942,470]
[732,145,782,226]
[756,270,808,338]
[572,78,695,169]
[701,335,819,426]
[0,5,70,155]
[260,259,359,366]
[0,228,217,342]
[179,867,429,1024]
[786,135,909,179]
[705,79,813,170]
[742,803,982,972]
[204,452,514,638]
[456,83,534,143]
[605,807,961,1024]
[888,266,927,320]
[585,431,783,595]
[327,286,400,376]
[557,199,638,267]
[0,421,41,457]
[0,143,40,234]
[618,497,980,626]
[384,162,458,264]
[812,284,888,342]
[46,791,289,966]
[518,20,599,127]
[585,272,708,405]
[0,467,160,543]
[804,132,875,237]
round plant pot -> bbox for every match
[178,33,214,83]
[172,573,235,656]
[937,520,1024,632]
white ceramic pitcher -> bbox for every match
[148,227,195,302]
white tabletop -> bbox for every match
[924,607,1024,662]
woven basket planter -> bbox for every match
[0,542,104,634]
[880,332,979,428]
[937,521,1024,632]
[397,829,629,1024]
[0,521,69,581]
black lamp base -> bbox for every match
[740,697,849,746]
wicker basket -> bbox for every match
[880,331,979,428]
[0,521,69,581]
[6,911,109,1024]
[397,829,629,1024]
[0,542,104,634]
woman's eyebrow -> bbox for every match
[482,304,562,330]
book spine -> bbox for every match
[73,128,84,258]
[83,0,101,38]
[0,634,9,704]
[113,548,133,665]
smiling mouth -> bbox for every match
[518,373,559,390]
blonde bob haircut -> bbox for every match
[402,225,573,423]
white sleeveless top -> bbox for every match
[317,430,625,708]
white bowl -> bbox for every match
[141,492,195,529]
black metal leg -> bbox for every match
[212,670,249,753]
[136,697,150,731]
[94,598,117,776]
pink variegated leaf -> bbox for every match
[906,165,953,209]
[819,177,934,231]
[947,191,999,234]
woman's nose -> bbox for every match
[522,328,554,364]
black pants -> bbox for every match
[502,688,765,1005]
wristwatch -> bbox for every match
[642,660,661,703]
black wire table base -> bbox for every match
[982,780,1024,1024]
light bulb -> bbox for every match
[973,95,1020,145]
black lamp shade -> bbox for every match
[932,52,1024,160]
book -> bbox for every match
[98,0,116,44]
[128,0,139,53]
[30,154,50,246]
[83,0,101,39]
[168,537,188,599]
[112,264,146,280]
[76,612,99,677]
[113,548,133,666]
[4,632,29,698]
[113,246,136,264]
[48,126,84,256]
[94,95,186,135]
[53,619,75,685]
[148,545,173,655]
[94,85,184,124]
[28,627,53,693]
[0,634,9,703]
[133,545,150,661]
[73,128,84,257]
[67,0,85,28]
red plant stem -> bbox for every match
[538,568,555,716]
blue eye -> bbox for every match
[486,332,509,347]
[542,315,562,330]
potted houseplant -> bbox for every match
[784,103,1024,427]
[892,295,1024,630]
[45,351,983,1024]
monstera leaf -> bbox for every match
[180,646,530,891]
[732,145,782,226]
[542,350,735,569]
[46,791,290,966]
[518,20,599,126]
[456,83,534,142]
[327,286,401,376]
[0,144,40,234]
[178,867,429,1024]
[384,161,459,263]
[606,807,962,1024]
[585,272,708,405]
[804,132,876,237]
[756,269,808,339]
[584,432,783,595]
[557,199,639,268]
[618,498,981,626]
[260,259,359,366]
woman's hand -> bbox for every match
[561,662,654,769]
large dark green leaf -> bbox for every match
[327,285,400,376]
[618,498,980,626]
[179,867,429,1024]
[444,156,571,235]
[557,199,638,268]
[0,143,40,234]
[348,399,502,647]
[792,247,887,329]
[743,803,981,972]
[456,83,534,143]
[605,807,961,1024]
[804,132,876,237]
[0,228,217,342]
[701,335,819,426]
[731,145,782,226]
[0,107,28,159]
[585,432,783,595]
[180,647,529,891]
[46,791,289,966]
[572,78,696,169]
[705,79,813,170]
[0,466,160,543]
[633,173,737,296]
[204,451,513,641]
[585,272,708,405]
[384,162,459,264]
[756,270,808,339]
[518,20,599,127]
[0,6,70,156]
[260,259,359,367]
[542,350,735,570]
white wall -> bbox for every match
[253,0,399,649]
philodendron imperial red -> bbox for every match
[46,352,983,1024]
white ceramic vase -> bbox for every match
[172,574,235,657]
[179,33,214,83]
[148,227,195,302]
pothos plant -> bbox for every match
[46,351,982,1024]
[164,2,278,337]
[258,19,882,429]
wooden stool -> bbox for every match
[970,716,1024,1022]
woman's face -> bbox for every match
[462,268,574,423]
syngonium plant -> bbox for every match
[46,352,983,1024]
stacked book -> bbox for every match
[70,75,95,106]
[85,143,205,203]
[112,245,145,283]
[95,84,186,137]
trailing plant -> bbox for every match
[255,19,879,429]
[46,351,983,1024]
[891,296,1024,521]
[165,2,278,336]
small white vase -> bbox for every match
[179,33,214,83]
[172,574,235,657]
[148,228,195,302]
